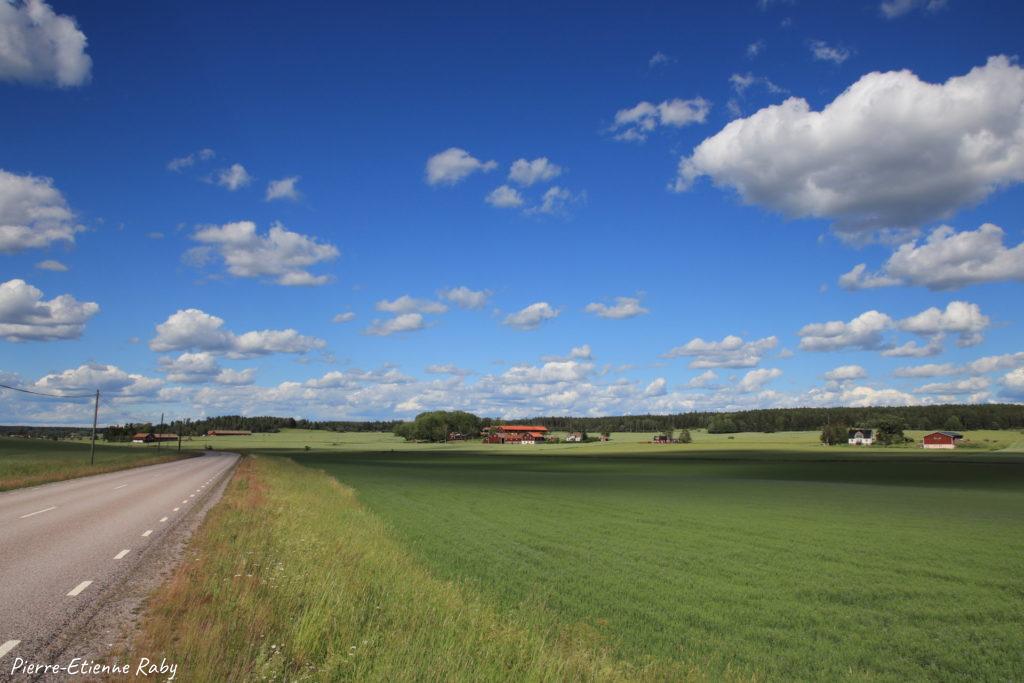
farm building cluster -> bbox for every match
[847,428,965,448]
[482,425,549,444]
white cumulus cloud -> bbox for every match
[439,286,491,310]
[663,335,778,368]
[897,301,989,347]
[167,148,215,172]
[584,296,649,319]
[880,0,948,19]
[840,224,1024,290]
[35,259,67,271]
[528,186,583,215]
[674,57,1024,235]
[508,158,562,186]
[265,176,300,201]
[503,302,559,330]
[610,98,710,142]
[485,185,524,208]
[216,163,252,191]
[190,221,338,286]
[35,364,160,397]
[150,308,324,357]
[1003,367,1024,396]
[0,0,91,87]
[365,313,426,337]
[0,169,81,252]
[425,148,497,186]
[332,312,356,324]
[798,311,892,352]
[375,295,447,315]
[738,367,782,392]
[0,278,98,341]
[809,40,851,64]
[824,364,867,381]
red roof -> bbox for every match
[495,425,548,432]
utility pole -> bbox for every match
[177,418,182,453]
[90,390,99,466]
[158,412,164,452]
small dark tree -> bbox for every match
[677,429,692,444]
[875,416,907,445]
[820,423,848,446]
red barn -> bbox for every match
[922,431,964,449]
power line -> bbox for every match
[0,383,96,400]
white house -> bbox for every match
[848,428,874,446]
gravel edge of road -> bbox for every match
[32,452,242,682]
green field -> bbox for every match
[195,426,1024,455]
[289,448,1024,680]
[0,436,193,491]
[120,429,1024,680]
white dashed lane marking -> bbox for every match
[142,530,153,537]
[159,516,168,522]
[114,549,130,560]
[0,640,19,661]
[114,484,127,490]
[173,507,180,512]
[67,580,92,596]
[19,506,57,519]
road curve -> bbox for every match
[0,451,239,677]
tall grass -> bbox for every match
[122,456,698,681]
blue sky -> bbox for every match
[2,0,1024,424]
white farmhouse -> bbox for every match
[848,428,874,446]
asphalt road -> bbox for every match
[0,452,239,676]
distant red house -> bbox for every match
[483,425,548,444]
[923,431,964,449]
[206,430,252,436]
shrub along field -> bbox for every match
[0,436,193,491]
[123,432,1024,681]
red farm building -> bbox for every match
[922,431,964,449]
[483,425,548,444]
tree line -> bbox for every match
[7,403,1023,444]
[523,404,1024,434]
[103,415,405,441]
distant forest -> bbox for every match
[3,403,1023,441]
[523,404,1024,433]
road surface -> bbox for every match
[0,452,238,677]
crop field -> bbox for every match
[123,430,1024,680]
[188,426,1024,455]
[0,436,193,491]
[292,448,1024,680]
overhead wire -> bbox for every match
[0,383,96,400]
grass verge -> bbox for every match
[121,455,699,682]
[0,437,195,491]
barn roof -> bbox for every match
[496,425,548,432]
[931,431,964,438]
